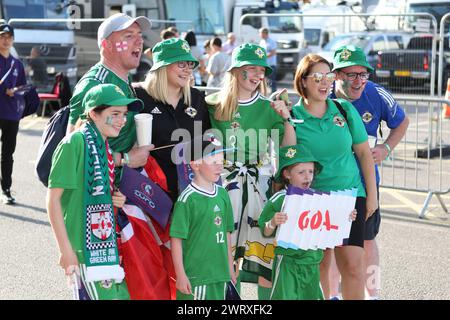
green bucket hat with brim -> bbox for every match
[227,43,272,76]
[275,144,322,182]
[81,83,143,119]
[150,38,199,72]
[332,45,374,72]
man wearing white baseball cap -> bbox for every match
[68,13,153,169]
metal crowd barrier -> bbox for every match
[380,95,450,218]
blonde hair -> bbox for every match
[142,67,191,106]
[294,54,332,99]
[213,68,268,121]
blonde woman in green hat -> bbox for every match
[282,53,377,300]
[47,84,143,300]
[134,38,211,203]
[259,144,356,300]
[206,43,294,299]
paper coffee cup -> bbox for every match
[368,135,377,149]
[134,113,153,146]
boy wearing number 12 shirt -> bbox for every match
[259,144,356,300]
[170,135,236,300]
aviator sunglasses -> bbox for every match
[304,72,336,83]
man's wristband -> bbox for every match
[120,152,130,166]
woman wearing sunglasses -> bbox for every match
[135,38,211,202]
[284,53,377,300]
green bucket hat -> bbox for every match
[332,45,374,72]
[227,43,272,76]
[150,38,199,72]
[82,84,143,118]
[275,144,322,182]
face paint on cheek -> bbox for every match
[105,116,113,125]
[115,41,128,52]
[242,70,248,80]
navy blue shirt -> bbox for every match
[331,81,406,185]
[0,54,27,121]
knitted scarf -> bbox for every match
[81,122,125,283]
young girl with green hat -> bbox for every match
[47,83,143,300]
[206,43,294,299]
[259,144,356,300]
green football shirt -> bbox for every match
[291,98,368,197]
[170,183,235,287]
[69,63,137,152]
[207,92,285,164]
[258,190,323,264]
[48,131,86,262]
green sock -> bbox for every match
[258,285,272,300]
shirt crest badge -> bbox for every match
[185,106,197,118]
[333,115,346,127]
[362,111,373,123]
[231,121,240,129]
[340,49,351,61]
[214,215,222,226]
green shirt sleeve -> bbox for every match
[170,200,190,239]
[69,78,101,125]
[222,188,235,233]
[48,132,84,190]
[258,192,285,236]
[338,99,368,145]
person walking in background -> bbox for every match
[326,45,409,300]
[26,46,49,92]
[0,24,27,205]
[259,27,277,93]
[283,53,378,300]
[222,32,238,55]
[206,37,230,92]
[184,30,206,86]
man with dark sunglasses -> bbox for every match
[328,45,409,300]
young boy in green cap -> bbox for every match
[170,134,236,300]
[47,83,143,300]
[259,144,356,300]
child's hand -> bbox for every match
[112,190,126,208]
[230,268,237,285]
[349,209,357,221]
[272,212,288,226]
[176,273,192,295]
[59,249,79,274]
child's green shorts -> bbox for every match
[177,282,227,300]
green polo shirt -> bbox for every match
[291,98,367,197]
[69,63,137,152]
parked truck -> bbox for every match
[1,0,77,89]
[375,34,450,94]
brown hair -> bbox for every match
[294,54,332,99]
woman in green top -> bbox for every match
[207,43,294,299]
[283,53,377,300]
[47,84,143,300]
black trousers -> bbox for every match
[0,119,19,192]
